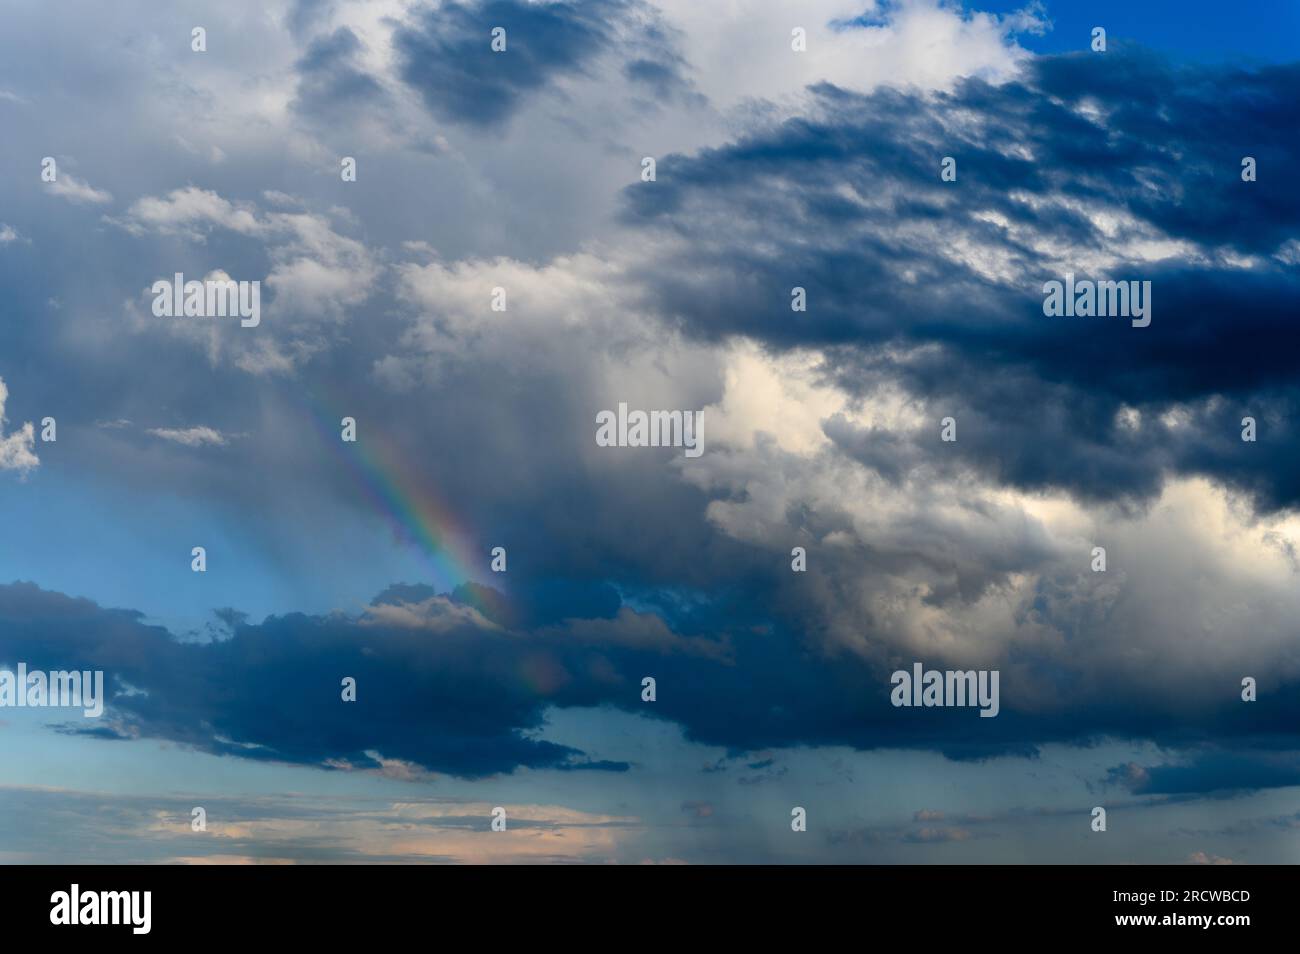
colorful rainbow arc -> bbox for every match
[293,385,498,608]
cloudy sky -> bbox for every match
[1,0,1298,864]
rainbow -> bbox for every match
[291,384,498,606]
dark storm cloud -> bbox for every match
[621,51,1300,510]
[393,0,696,127]
[620,18,702,107]
[395,0,616,127]
[0,581,641,778]
[1107,749,1300,796]
[293,26,386,117]
[0,573,745,777]
[7,577,1300,781]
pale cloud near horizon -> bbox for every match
[0,785,640,864]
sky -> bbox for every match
[0,0,1298,864]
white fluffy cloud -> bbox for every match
[116,188,381,374]
[653,0,1042,113]
[0,377,39,475]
